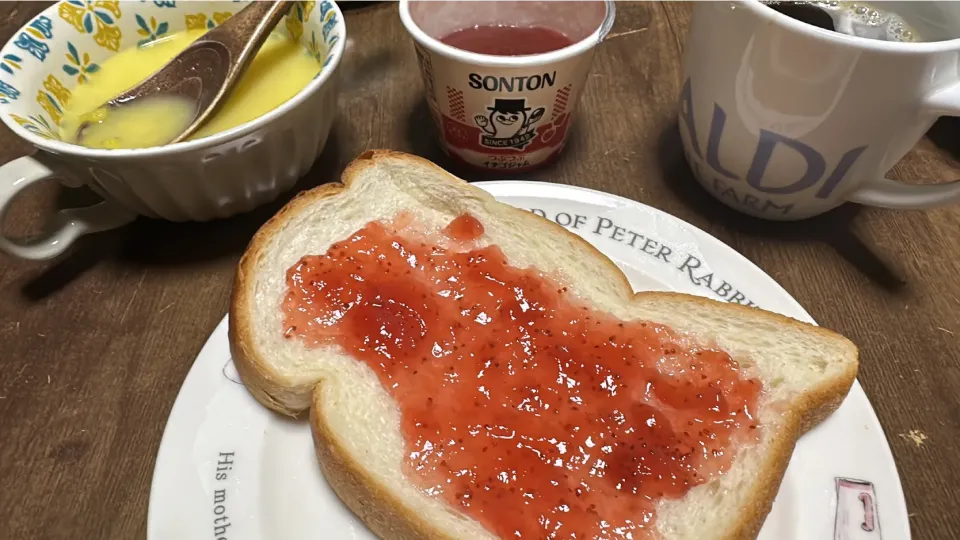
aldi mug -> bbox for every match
[680,1,960,220]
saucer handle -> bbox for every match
[0,156,136,261]
[847,82,960,209]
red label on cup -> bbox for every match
[411,41,597,171]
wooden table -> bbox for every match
[1,2,957,539]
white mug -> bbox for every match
[680,1,960,220]
[0,0,345,260]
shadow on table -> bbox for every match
[20,135,346,300]
[339,1,385,13]
[926,116,960,162]
[404,99,502,182]
[120,135,344,266]
[655,121,906,292]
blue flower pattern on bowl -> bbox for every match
[62,42,100,83]
[0,54,23,76]
[0,80,20,104]
[0,0,342,143]
[14,15,54,62]
[135,14,169,46]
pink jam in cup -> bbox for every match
[400,0,615,172]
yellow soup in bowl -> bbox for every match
[59,29,323,150]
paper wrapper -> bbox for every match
[414,44,596,171]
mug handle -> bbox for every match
[847,82,960,209]
[0,156,136,260]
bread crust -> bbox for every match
[229,149,859,540]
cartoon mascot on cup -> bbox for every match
[475,98,545,150]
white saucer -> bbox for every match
[147,181,908,540]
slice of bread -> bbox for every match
[229,150,859,540]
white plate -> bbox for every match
[147,181,908,540]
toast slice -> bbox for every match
[229,150,859,540]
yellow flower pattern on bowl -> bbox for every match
[184,12,234,32]
[285,0,315,41]
[58,1,123,52]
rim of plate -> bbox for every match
[473,179,815,320]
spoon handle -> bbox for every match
[168,0,295,142]
[197,1,295,91]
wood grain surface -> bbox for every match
[1,2,958,539]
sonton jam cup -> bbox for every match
[399,0,615,171]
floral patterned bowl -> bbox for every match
[0,0,345,260]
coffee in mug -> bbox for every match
[764,1,959,43]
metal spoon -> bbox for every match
[76,0,293,146]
